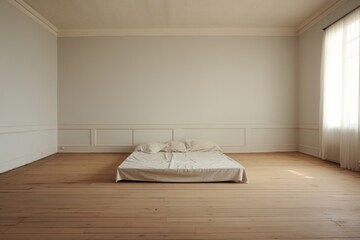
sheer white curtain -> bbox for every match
[321,8,360,171]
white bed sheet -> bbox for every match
[116,152,247,183]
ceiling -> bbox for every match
[20,0,345,36]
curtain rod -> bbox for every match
[323,5,360,31]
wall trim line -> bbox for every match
[296,0,347,35]
[0,125,57,134]
[7,0,58,36]
[58,28,297,37]
[297,125,319,130]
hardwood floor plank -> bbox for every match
[0,152,359,239]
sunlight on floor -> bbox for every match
[288,170,314,179]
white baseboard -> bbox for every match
[298,125,320,158]
[0,126,57,173]
[298,144,320,157]
[0,146,57,173]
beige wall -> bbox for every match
[0,0,57,172]
[3,0,357,157]
[58,36,298,152]
[297,0,360,157]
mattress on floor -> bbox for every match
[116,151,247,183]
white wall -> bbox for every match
[58,36,298,152]
[3,1,355,160]
[0,1,57,172]
[297,1,360,157]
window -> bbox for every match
[321,8,360,171]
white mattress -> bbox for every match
[116,152,247,183]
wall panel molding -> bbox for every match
[174,127,246,147]
[58,128,92,147]
[94,128,133,146]
[58,124,298,153]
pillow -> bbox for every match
[134,142,167,153]
[185,139,222,152]
[162,140,187,153]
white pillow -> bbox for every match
[134,142,167,153]
[163,140,187,152]
[185,139,222,152]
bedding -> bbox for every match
[163,140,187,153]
[116,151,247,183]
[134,142,167,153]
[185,139,222,152]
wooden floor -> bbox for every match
[0,153,360,240]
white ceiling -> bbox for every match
[22,0,340,29]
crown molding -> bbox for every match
[58,27,297,37]
[7,0,58,36]
[296,0,347,35]
[8,0,346,38]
